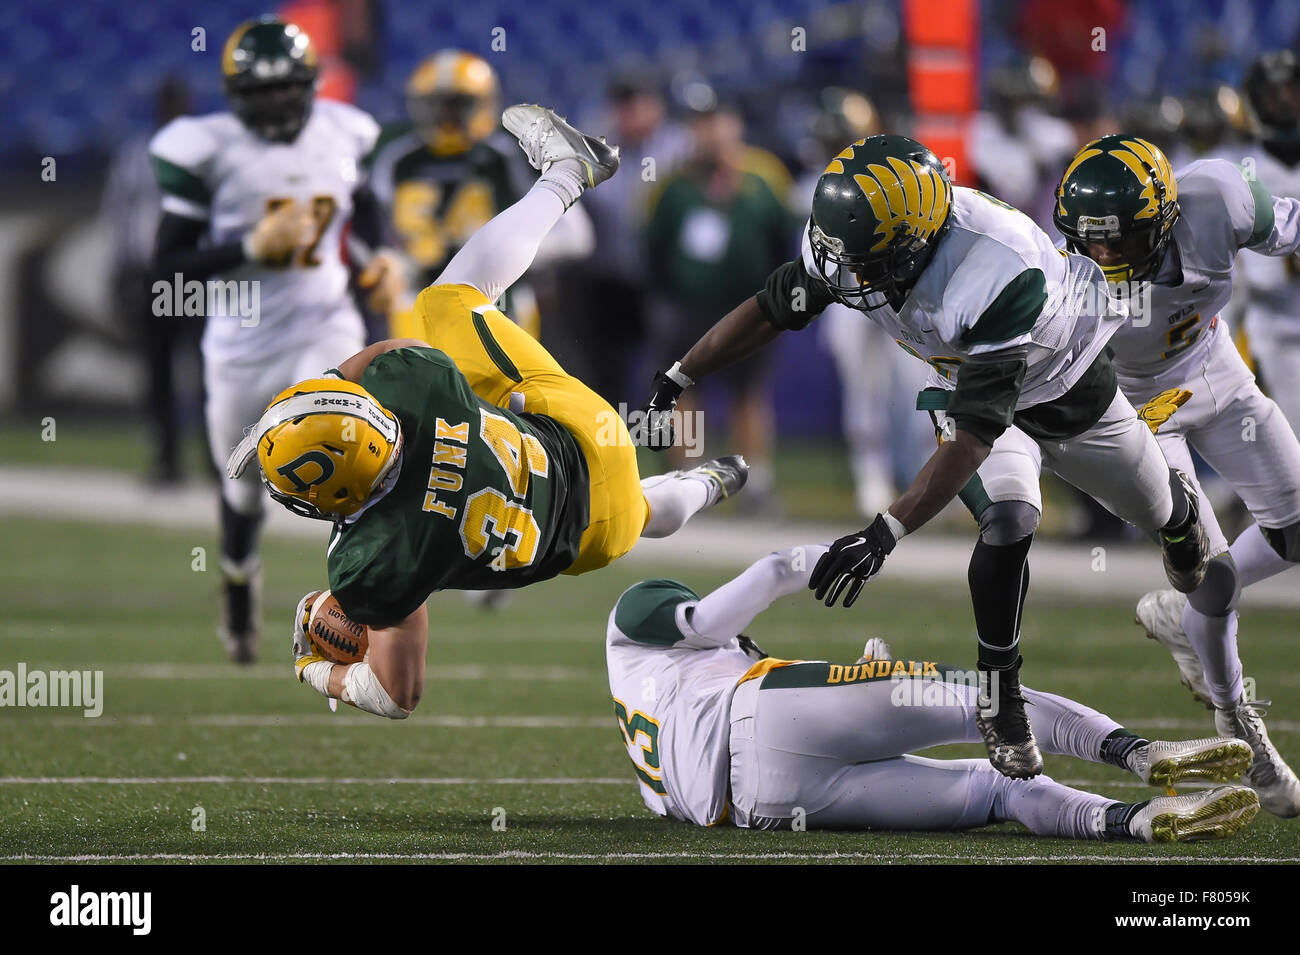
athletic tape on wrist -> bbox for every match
[342,662,410,720]
[665,361,694,390]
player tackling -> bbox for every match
[604,544,1258,841]
[228,106,747,719]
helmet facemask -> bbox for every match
[810,220,943,310]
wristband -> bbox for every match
[665,361,694,390]
[881,510,908,542]
[299,660,335,697]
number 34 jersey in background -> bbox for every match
[326,346,591,627]
[148,99,381,362]
[1106,159,1300,398]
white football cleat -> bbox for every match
[502,104,620,188]
[856,637,892,664]
[1127,785,1259,843]
[1126,736,1253,786]
[1215,696,1300,818]
[1135,589,1212,708]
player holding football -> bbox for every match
[637,133,1210,779]
[605,544,1258,841]
[150,17,395,663]
[1054,135,1300,816]
[228,106,748,719]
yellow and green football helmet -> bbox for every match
[226,379,403,522]
[405,50,500,156]
[1054,135,1179,284]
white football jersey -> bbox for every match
[1107,159,1300,396]
[1229,148,1300,342]
[805,187,1127,409]
[149,99,380,363]
[605,579,761,827]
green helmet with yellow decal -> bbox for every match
[222,17,319,143]
[809,134,953,307]
[1053,134,1179,284]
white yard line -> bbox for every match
[1,851,1295,863]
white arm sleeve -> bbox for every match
[685,545,829,647]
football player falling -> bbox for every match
[604,545,1259,842]
[1055,135,1300,816]
[227,106,747,720]
[638,133,1211,780]
[150,17,399,663]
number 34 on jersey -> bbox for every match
[421,410,550,571]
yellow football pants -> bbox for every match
[409,283,648,574]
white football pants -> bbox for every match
[728,667,1120,837]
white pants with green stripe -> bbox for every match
[950,387,1173,531]
[727,666,1121,837]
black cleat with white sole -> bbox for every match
[975,657,1043,779]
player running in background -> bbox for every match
[605,544,1258,841]
[1054,135,1300,816]
[366,49,593,337]
[637,133,1210,780]
[229,106,747,719]
[150,17,385,663]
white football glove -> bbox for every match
[292,590,328,680]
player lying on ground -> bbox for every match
[228,106,748,718]
[1055,135,1300,817]
[637,133,1210,780]
[606,544,1259,841]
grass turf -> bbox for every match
[1,516,1297,864]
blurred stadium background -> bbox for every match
[3,0,1300,863]
[4,0,1298,527]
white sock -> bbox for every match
[1181,605,1243,708]
[1021,687,1122,762]
[435,184,567,303]
[536,157,587,208]
[1229,522,1295,588]
[990,772,1115,839]
[640,473,711,539]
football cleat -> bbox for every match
[218,565,262,665]
[689,454,749,507]
[1135,589,1213,708]
[502,104,621,188]
[1126,737,1253,787]
[1215,696,1300,818]
[1160,470,1209,593]
[974,658,1043,779]
[856,637,892,664]
[1126,785,1259,843]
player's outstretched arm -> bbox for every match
[336,338,427,381]
[639,295,780,451]
[686,544,830,646]
[810,431,990,608]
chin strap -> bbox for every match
[225,389,401,481]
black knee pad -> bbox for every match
[1264,521,1300,563]
[978,500,1041,547]
[1187,553,1241,617]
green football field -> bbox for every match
[2,515,1298,864]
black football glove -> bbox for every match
[638,367,688,452]
[809,513,898,608]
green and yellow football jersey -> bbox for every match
[326,346,589,626]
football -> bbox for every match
[307,590,370,665]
